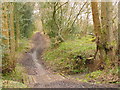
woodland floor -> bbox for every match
[20,32,119,88]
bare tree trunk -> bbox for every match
[2,3,11,73]
[0,2,2,72]
[106,2,115,65]
[14,4,20,51]
[84,3,90,35]
[15,15,20,50]
[118,1,120,73]
[101,2,114,67]
[9,3,16,67]
[2,3,9,47]
[91,2,101,38]
[101,2,108,63]
[91,1,105,66]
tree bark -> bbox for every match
[9,3,15,57]
[9,3,16,68]
[101,2,108,62]
[91,1,104,65]
[14,4,20,51]
[118,1,120,73]
[101,2,114,67]
[2,3,11,73]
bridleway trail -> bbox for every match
[20,32,118,88]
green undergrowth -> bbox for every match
[2,64,27,88]
[2,64,25,82]
[75,67,119,84]
[2,38,30,88]
[17,38,31,53]
[43,35,96,74]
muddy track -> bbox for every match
[20,32,119,88]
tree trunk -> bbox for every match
[101,2,108,63]
[118,1,120,72]
[0,2,2,72]
[2,3,9,47]
[9,3,16,67]
[84,3,90,35]
[91,2,101,38]
[2,3,11,73]
[91,1,105,66]
[106,2,115,65]
[14,4,20,51]
[101,2,114,67]
[15,16,20,50]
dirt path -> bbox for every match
[20,32,118,88]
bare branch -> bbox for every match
[52,2,65,42]
[56,2,68,11]
[70,2,87,28]
[66,2,76,26]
